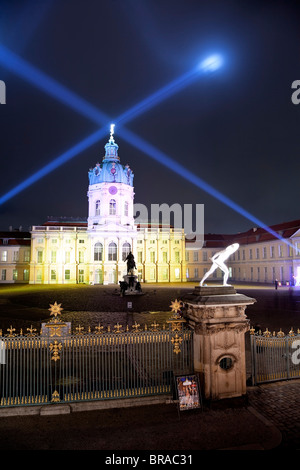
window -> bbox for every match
[137,240,143,244]
[95,200,101,216]
[279,245,283,258]
[288,245,293,257]
[194,268,199,278]
[122,242,131,261]
[124,201,129,217]
[162,268,168,280]
[37,238,44,244]
[79,269,84,283]
[51,270,56,281]
[3,239,8,245]
[242,250,245,260]
[174,251,180,263]
[150,268,155,280]
[79,251,84,263]
[79,239,85,244]
[1,269,6,281]
[202,251,207,262]
[52,239,57,244]
[109,199,116,215]
[150,251,155,263]
[270,246,275,258]
[65,269,71,280]
[264,267,268,281]
[257,267,260,281]
[193,252,198,262]
[185,251,189,262]
[24,251,30,262]
[64,251,70,264]
[23,269,29,281]
[94,242,103,261]
[174,240,180,244]
[162,251,168,263]
[13,251,19,262]
[13,269,18,281]
[137,251,143,263]
[256,248,260,259]
[149,240,155,244]
[51,251,57,263]
[37,250,43,263]
[36,269,42,282]
[1,251,7,262]
[263,247,267,259]
[108,242,117,261]
[175,268,180,279]
[249,249,252,260]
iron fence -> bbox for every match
[0,301,193,407]
[250,327,300,385]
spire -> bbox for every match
[103,123,119,162]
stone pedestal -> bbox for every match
[121,274,143,295]
[183,285,256,401]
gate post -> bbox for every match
[183,286,256,401]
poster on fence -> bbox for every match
[175,375,201,411]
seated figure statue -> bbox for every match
[199,243,239,287]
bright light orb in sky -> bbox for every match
[199,54,223,71]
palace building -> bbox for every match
[25,127,185,285]
[1,128,300,286]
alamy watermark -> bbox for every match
[0,80,6,104]
[133,203,204,245]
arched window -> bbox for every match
[95,200,100,216]
[122,242,131,261]
[108,242,117,261]
[94,242,103,261]
[109,199,116,216]
[124,201,129,217]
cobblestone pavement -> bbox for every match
[247,380,300,449]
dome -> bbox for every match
[88,125,134,187]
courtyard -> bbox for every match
[0,282,299,336]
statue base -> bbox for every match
[119,274,143,296]
[182,285,256,401]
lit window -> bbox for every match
[95,200,101,216]
[124,201,129,217]
[13,269,18,281]
[109,199,116,216]
[162,268,168,280]
[175,251,180,263]
[37,250,43,263]
[150,251,155,263]
[162,251,168,263]
[24,251,30,262]
[65,251,70,264]
[65,269,70,280]
[138,251,143,263]
[13,251,19,262]
[122,242,131,261]
[108,242,117,261]
[1,269,6,281]
[51,270,56,280]
[79,251,84,263]
[1,251,7,262]
[51,251,57,263]
[23,269,29,281]
[94,243,103,261]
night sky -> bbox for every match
[0,0,300,235]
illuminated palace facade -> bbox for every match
[1,130,300,286]
[27,129,186,285]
